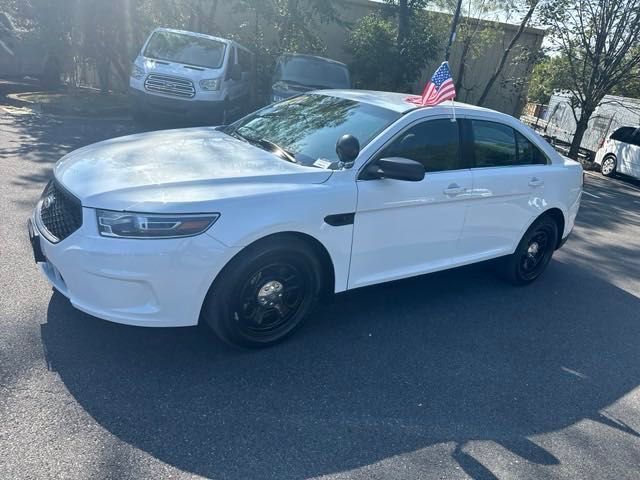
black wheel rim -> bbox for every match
[234,262,308,338]
[518,226,553,281]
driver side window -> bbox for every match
[381,119,461,172]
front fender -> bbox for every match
[206,181,357,293]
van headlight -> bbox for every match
[131,64,145,80]
[96,210,220,238]
[199,78,221,91]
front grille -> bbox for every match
[38,181,83,243]
[144,74,196,98]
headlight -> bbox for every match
[272,81,289,92]
[199,78,221,91]
[96,210,220,239]
[131,64,145,80]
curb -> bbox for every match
[6,92,130,119]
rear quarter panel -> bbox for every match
[531,156,582,240]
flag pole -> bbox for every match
[445,0,463,120]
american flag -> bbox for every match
[408,62,456,106]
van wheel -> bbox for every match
[202,238,322,348]
[500,216,559,286]
[601,155,616,177]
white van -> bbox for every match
[129,28,254,123]
[594,126,640,179]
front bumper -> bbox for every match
[32,207,239,327]
[129,87,225,121]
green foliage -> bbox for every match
[610,49,640,99]
[346,12,444,91]
[5,0,342,94]
[611,72,640,99]
[230,0,340,99]
[526,55,570,104]
[346,14,397,90]
[539,0,640,157]
[275,0,341,54]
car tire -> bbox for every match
[601,154,617,177]
[202,237,323,348]
[500,215,559,286]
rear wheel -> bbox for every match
[601,155,617,177]
[501,216,559,286]
[202,238,322,348]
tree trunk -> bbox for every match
[397,0,409,48]
[455,38,471,95]
[476,1,537,106]
[395,0,409,90]
[568,114,591,159]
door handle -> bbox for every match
[443,184,466,195]
[528,177,544,188]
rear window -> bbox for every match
[610,127,636,144]
[144,31,226,69]
[471,121,518,167]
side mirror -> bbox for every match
[336,134,360,163]
[366,157,425,182]
[231,63,242,81]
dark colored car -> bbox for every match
[271,53,351,103]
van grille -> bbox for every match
[144,74,196,98]
[38,180,83,243]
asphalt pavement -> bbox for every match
[1,105,640,480]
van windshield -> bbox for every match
[144,31,226,69]
[275,56,350,89]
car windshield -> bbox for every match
[144,31,226,69]
[226,94,400,168]
[275,57,350,89]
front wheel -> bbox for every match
[500,216,559,286]
[601,155,617,177]
[202,238,322,348]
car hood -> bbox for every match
[54,127,333,212]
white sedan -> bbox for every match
[28,91,583,347]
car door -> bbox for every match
[613,127,635,176]
[348,117,473,289]
[457,119,550,260]
[622,128,640,178]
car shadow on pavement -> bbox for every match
[40,259,640,479]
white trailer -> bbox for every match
[538,92,640,157]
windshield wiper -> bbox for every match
[230,130,297,164]
[251,137,298,164]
